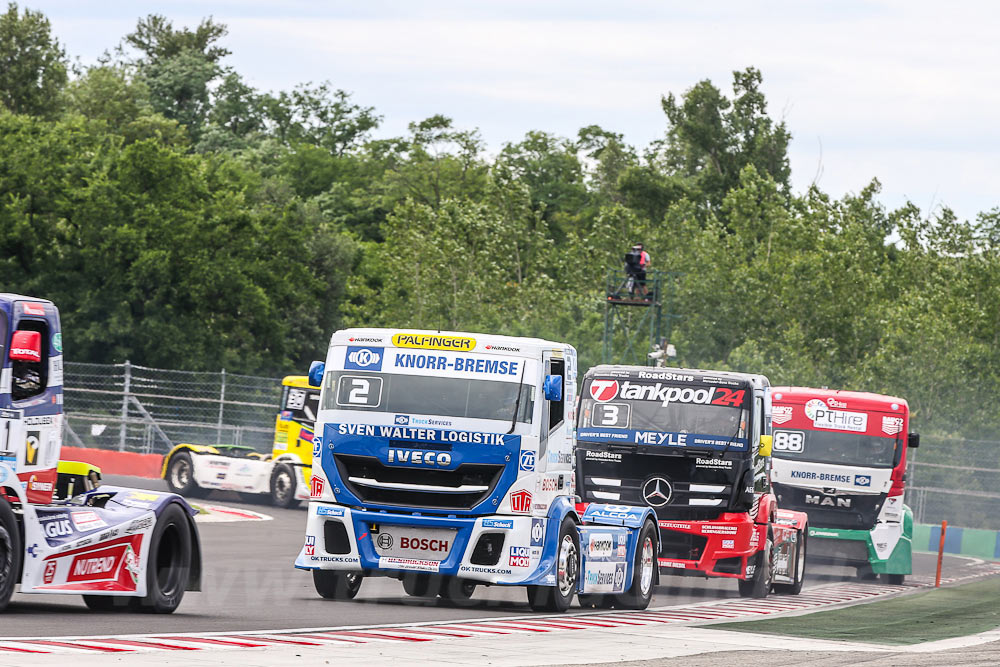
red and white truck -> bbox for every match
[769,387,919,583]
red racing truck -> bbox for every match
[769,388,919,583]
[575,366,809,599]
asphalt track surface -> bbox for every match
[2,475,970,637]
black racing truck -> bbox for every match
[575,365,809,598]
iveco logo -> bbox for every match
[642,477,673,507]
[347,348,381,367]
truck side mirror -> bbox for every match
[10,330,42,362]
[308,361,325,387]
[908,432,920,449]
[543,374,563,402]
[758,434,773,457]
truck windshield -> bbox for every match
[771,428,899,468]
[578,379,748,447]
[282,386,320,426]
[322,370,534,423]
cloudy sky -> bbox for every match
[34,1,1000,221]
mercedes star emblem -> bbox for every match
[642,477,673,507]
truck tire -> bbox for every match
[133,503,193,613]
[615,519,657,609]
[738,527,773,599]
[88,504,193,613]
[880,573,905,585]
[269,463,297,508]
[440,576,476,604]
[165,452,205,498]
[0,497,21,612]
[313,570,363,599]
[772,527,806,595]
[577,594,614,609]
[402,573,439,597]
[82,594,133,611]
[526,516,579,613]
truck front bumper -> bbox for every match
[294,502,558,586]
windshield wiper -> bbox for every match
[718,419,745,458]
[506,361,527,435]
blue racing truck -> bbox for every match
[295,329,657,611]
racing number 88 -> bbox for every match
[773,430,804,452]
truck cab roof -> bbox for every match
[330,328,576,358]
[771,386,907,413]
[585,365,769,390]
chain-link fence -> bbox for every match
[63,361,283,455]
[908,435,1000,531]
[59,363,1000,529]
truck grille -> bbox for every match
[333,454,504,511]
[773,483,886,530]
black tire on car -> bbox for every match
[772,527,807,595]
[313,570,363,599]
[527,516,579,613]
[615,519,657,610]
[738,526,774,599]
[165,452,204,498]
[269,463,297,508]
[0,497,22,613]
[880,573,905,585]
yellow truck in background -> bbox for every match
[162,376,319,507]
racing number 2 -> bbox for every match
[336,375,383,408]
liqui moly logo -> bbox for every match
[510,490,532,513]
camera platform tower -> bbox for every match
[601,269,681,366]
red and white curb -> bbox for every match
[3,562,997,655]
[192,503,272,523]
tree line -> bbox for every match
[2,5,999,438]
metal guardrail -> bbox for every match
[63,361,283,455]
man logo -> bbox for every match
[345,346,383,371]
[377,533,393,549]
[642,477,673,507]
[519,450,535,472]
[589,380,619,403]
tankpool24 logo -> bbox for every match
[345,346,383,371]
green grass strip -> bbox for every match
[715,576,1000,645]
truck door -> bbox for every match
[6,302,62,504]
[539,353,570,473]
[753,392,770,494]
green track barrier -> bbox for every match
[913,523,1000,560]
